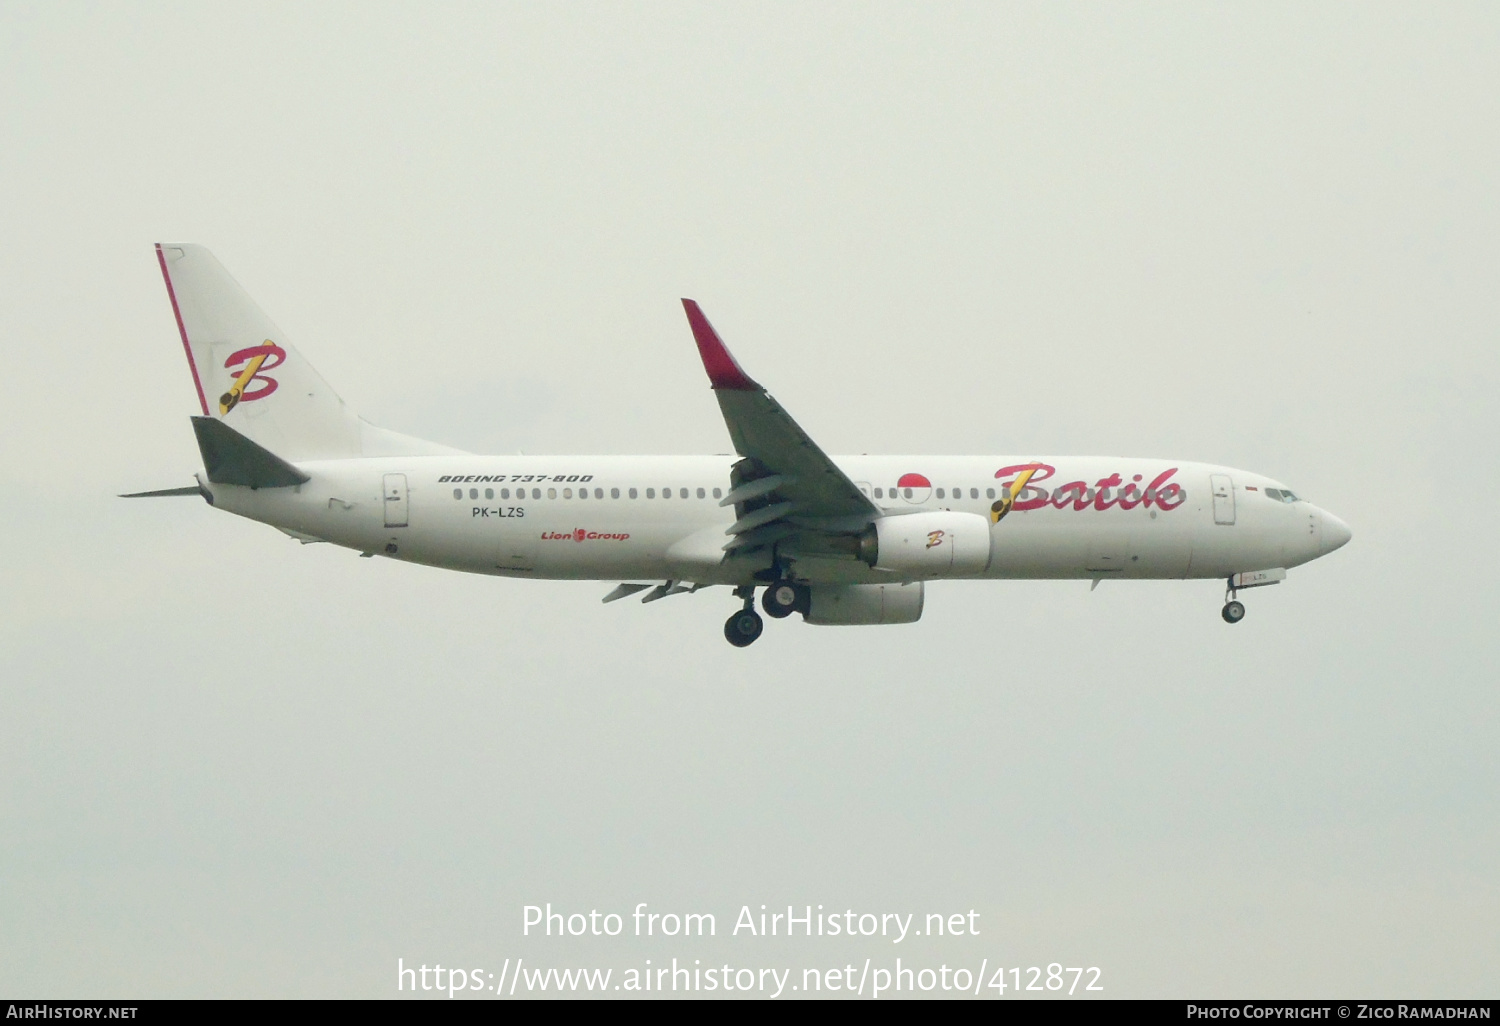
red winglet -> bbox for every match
[682,299,758,391]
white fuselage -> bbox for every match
[203,454,1348,586]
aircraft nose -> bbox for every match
[1320,510,1352,554]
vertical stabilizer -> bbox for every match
[155,244,460,461]
[156,243,362,460]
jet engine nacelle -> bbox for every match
[804,582,924,625]
[859,510,993,577]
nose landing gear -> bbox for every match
[1222,576,1248,624]
[1220,569,1287,624]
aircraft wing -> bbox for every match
[682,301,879,554]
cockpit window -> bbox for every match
[1280,490,1299,503]
[1266,487,1300,503]
[1265,487,1283,500]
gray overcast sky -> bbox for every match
[1,1,1496,998]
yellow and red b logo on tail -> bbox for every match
[219,340,286,414]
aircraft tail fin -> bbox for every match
[155,244,462,462]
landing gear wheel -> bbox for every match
[761,582,800,619]
[724,609,765,647]
[1221,600,1246,624]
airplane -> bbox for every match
[126,244,1352,647]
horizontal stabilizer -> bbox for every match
[191,416,310,488]
[119,485,205,498]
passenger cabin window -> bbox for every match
[469,488,478,499]
[681,488,689,499]
[970,487,979,499]
[502,488,510,499]
[547,488,557,499]
[611,488,620,499]
[646,488,655,499]
[595,488,604,499]
[712,487,722,499]
[453,488,462,500]
[987,488,996,499]
[485,488,494,499]
[936,488,945,499]
[532,488,541,499]
[697,487,706,499]
[874,487,883,498]
[903,487,912,498]
[563,487,573,499]
[629,487,638,499]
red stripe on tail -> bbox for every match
[156,243,210,416]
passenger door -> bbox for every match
[1210,474,1236,526]
[382,474,409,528]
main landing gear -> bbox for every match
[761,580,809,619]
[724,586,764,648]
[725,580,810,646]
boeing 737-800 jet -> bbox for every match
[127,244,1351,646]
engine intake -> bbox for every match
[859,510,993,577]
